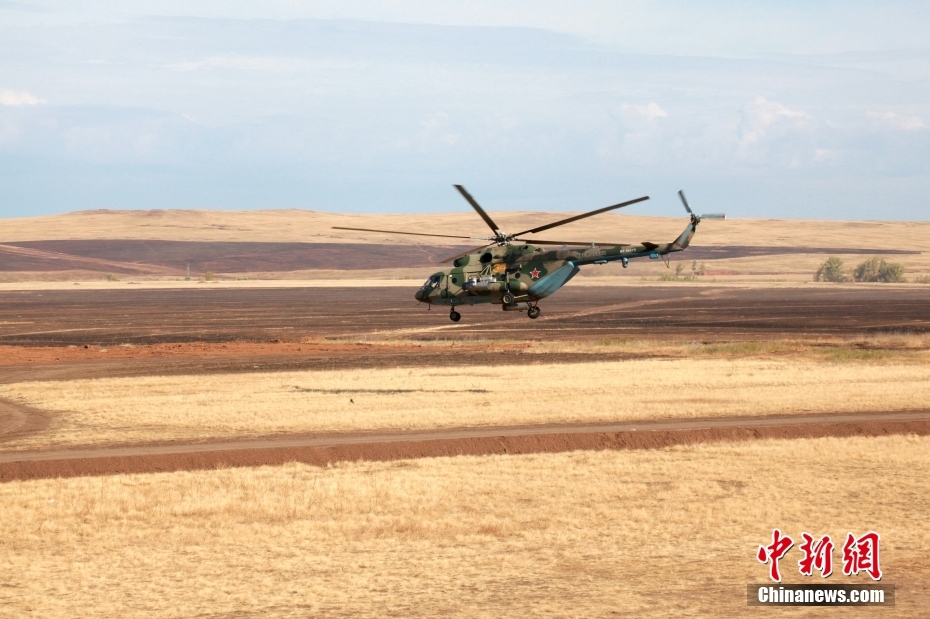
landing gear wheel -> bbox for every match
[449,310,461,322]
[527,306,541,319]
[501,292,515,305]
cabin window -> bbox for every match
[451,277,458,284]
[480,252,493,264]
[513,272,521,279]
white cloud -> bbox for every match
[739,96,808,146]
[621,102,668,121]
[867,110,925,131]
[2,13,930,219]
[0,89,46,106]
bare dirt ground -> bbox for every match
[1,284,928,347]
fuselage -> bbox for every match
[414,219,698,306]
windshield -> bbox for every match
[422,274,441,288]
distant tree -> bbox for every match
[853,257,906,283]
[814,257,847,282]
[675,263,684,277]
[878,262,906,283]
[853,257,880,282]
[205,271,215,281]
[105,273,120,282]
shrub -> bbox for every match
[814,257,847,282]
[105,273,120,282]
[853,257,906,283]
[205,271,215,281]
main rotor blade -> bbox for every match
[332,226,484,241]
[454,185,501,234]
[678,190,693,215]
[512,195,649,237]
[440,243,495,264]
[514,238,631,247]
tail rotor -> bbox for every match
[678,190,725,223]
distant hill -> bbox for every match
[0,209,926,281]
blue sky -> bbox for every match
[1,1,928,220]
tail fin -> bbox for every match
[673,190,724,250]
[673,220,698,250]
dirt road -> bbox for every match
[2,407,928,482]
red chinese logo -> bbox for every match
[757,529,794,583]
[798,533,833,577]
[757,530,882,582]
[842,532,882,581]
[530,268,540,279]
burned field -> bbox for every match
[1,283,929,347]
[0,239,917,276]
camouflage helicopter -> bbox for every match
[334,186,724,322]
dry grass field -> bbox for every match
[3,208,928,282]
[0,208,926,250]
[3,346,929,450]
[1,434,926,618]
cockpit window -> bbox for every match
[422,274,442,288]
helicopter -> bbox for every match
[333,186,725,322]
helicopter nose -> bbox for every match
[414,288,425,302]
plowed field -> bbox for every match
[1,284,928,347]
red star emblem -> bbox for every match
[530,268,540,279]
